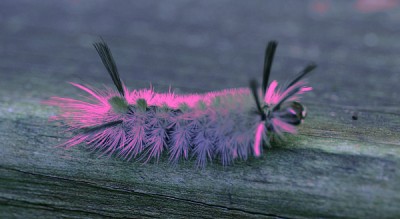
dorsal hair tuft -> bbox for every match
[93,39,125,97]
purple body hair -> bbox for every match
[45,40,315,167]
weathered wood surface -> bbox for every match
[0,0,399,218]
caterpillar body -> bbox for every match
[45,40,316,167]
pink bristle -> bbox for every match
[253,123,265,157]
[264,80,279,105]
[271,118,297,135]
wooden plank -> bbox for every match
[1,0,399,218]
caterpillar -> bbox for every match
[45,40,316,167]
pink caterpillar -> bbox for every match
[45,40,316,167]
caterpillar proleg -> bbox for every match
[45,40,316,167]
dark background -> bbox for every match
[1,0,399,109]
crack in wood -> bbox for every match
[0,166,292,219]
[0,197,130,218]
[298,133,400,147]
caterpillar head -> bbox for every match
[250,41,315,138]
[275,101,307,126]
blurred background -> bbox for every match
[0,0,399,111]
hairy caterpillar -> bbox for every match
[45,40,316,167]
